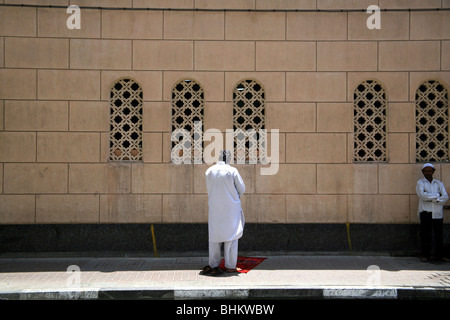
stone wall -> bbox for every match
[1,0,450,227]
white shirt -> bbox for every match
[205,161,245,243]
[416,177,448,219]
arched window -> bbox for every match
[353,80,387,162]
[171,79,204,164]
[415,80,449,162]
[232,79,266,164]
[109,78,143,161]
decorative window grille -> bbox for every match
[232,79,266,163]
[109,78,143,161]
[415,80,449,162]
[353,80,387,162]
[171,79,204,163]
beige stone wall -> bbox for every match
[1,0,450,225]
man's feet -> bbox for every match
[200,265,224,276]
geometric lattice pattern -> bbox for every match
[171,79,204,163]
[353,80,387,162]
[109,78,143,161]
[415,80,449,162]
[233,79,265,163]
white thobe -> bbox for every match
[205,161,245,243]
[416,177,448,219]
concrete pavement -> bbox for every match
[0,254,449,300]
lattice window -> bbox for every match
[233,79,266,163]
[171,79,204,163]
[109,78,143,161]
[353,80,387,162]
[415,80,449,162]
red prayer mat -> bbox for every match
[219,256,267,273]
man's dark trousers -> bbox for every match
[420,211,444,259]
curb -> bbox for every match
[1,287,450,300]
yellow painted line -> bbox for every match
[346,222,353,252]
[151,224,159,257]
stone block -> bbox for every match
[286,134,347,163]
[0,132,36,162]
[5,37,69,68]
[225,72,285,102]
[133,40,193,70]
[37,132,100,162]
[162,194,208,223]
[195,0,253,9]
[286,72,347,102]
[37,8,100,38]
[0,37,3,68]
[69,101,108,131]
[100,194,163,223]
[349,195,410,223]
[266,103,315,132]
[388,103,415,133]
[163,71,224,102]
[379,0,441,9]
[0,101,3,130]
[5,100,68,131]
[442,41,450,70]
[70,39,132,70]
[379,41,441,71]
[352,164,379,194]
[143,133,163,163]
[132,163,193,193]
[256,0,316,9]
[0,69,36,99]
[378,164,427,194]
[204,102,233,132]
[102,10,162,39]
[225,12,285,40]
[69,163,131,194]
[38,70,100,100]
[317,103,352,133]
[411,11,450,40]
[194,41,254,71]
[256,41,315,71]
[0,195,35,224]
[348,12,409,40]
[255,164,316,194]
[133,0,193,9]
[317,164,353,194]
[287,12,347,40]
[36,195,99,223]
[286,195,348,223]
[102,71,162,101]
[318,0,374,9]
[143,102,170,132]
[164,11,223,40]
[347,72,409,102]
[242,195,286,223]
[317,42,378,71]
[4,163,67,194]
[388,133,409,163]
[0,7,35,36]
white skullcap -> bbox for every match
[422,163,435,170]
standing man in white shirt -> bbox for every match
[416,163,449,262]
[201,150,246,276]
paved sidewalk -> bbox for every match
[0,254,449,300]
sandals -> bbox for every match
[200,265,224,276]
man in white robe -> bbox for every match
[416,163,449,262]
[202,150,245,275]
